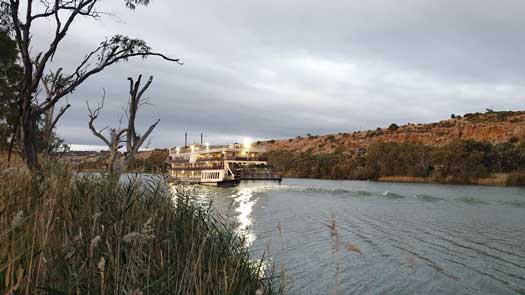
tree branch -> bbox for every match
[87,97,111,147]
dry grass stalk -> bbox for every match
[0,163,281,294]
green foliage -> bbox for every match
[268,138,525,184]
[506,172,525,186]
[463,110,518,123]
[365,142,433,179]
[388,123,399,131]
[488,142,523,173]
[508,136,519,144]
[326,135,336,142]
[128,150,169,173]
[438,120,455,128]
[431,140,489,182]
[0,30,21,150]
[0,166,278,294]
[124,0,151,9]
[267,150,353,179]
[0,31,64,153]
[368,130,383,137]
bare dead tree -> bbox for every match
[122,74,159,169]
[1,0,182,170]
[87,96,127,173]
[87,75,159,173]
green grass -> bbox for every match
[0,163,279,294]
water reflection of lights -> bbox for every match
[230,182,281,246]
[168,182,282,247]
[233,186,258,246]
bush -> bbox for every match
[0,166,278,294]
[506,172,525,186]
[128,149,169,173]
[431,140,490,182]
[509,136,519,144]
[365,142,433,178]
[326,135,336,142]
[388,123,399,132]
[439,121,455,128]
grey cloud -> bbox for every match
[29,0,525,148]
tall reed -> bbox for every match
[0,163,277,294]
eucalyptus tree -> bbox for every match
[0,30,20,151]
[0,0,181,169]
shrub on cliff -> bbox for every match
[388,123,399,132]
[326,135,336,142]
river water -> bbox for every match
[190,178,525,294]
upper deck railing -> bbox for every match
[167,156,268,164]
[168,144,267,157]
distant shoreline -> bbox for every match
[376,174,516,187]
[280,173,524,187]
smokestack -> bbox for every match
[200,133,203,145]
[185,132,187,147]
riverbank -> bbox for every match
[377,173,525,187]
[278,173,525,187]
[0,164,279,294]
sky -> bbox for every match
[31,0,525,150]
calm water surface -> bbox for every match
[188,178,525,294]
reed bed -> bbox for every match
[0,164,278,294]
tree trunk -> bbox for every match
[20,110,39,170]
[108,150,118,174]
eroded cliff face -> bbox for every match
[262,111,525,156]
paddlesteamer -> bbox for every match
[166,142,282,186]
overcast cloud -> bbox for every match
[31,0,525,149]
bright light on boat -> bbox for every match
[176,147,180,154]
[243,138,252,149]
[205,142,210,150]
